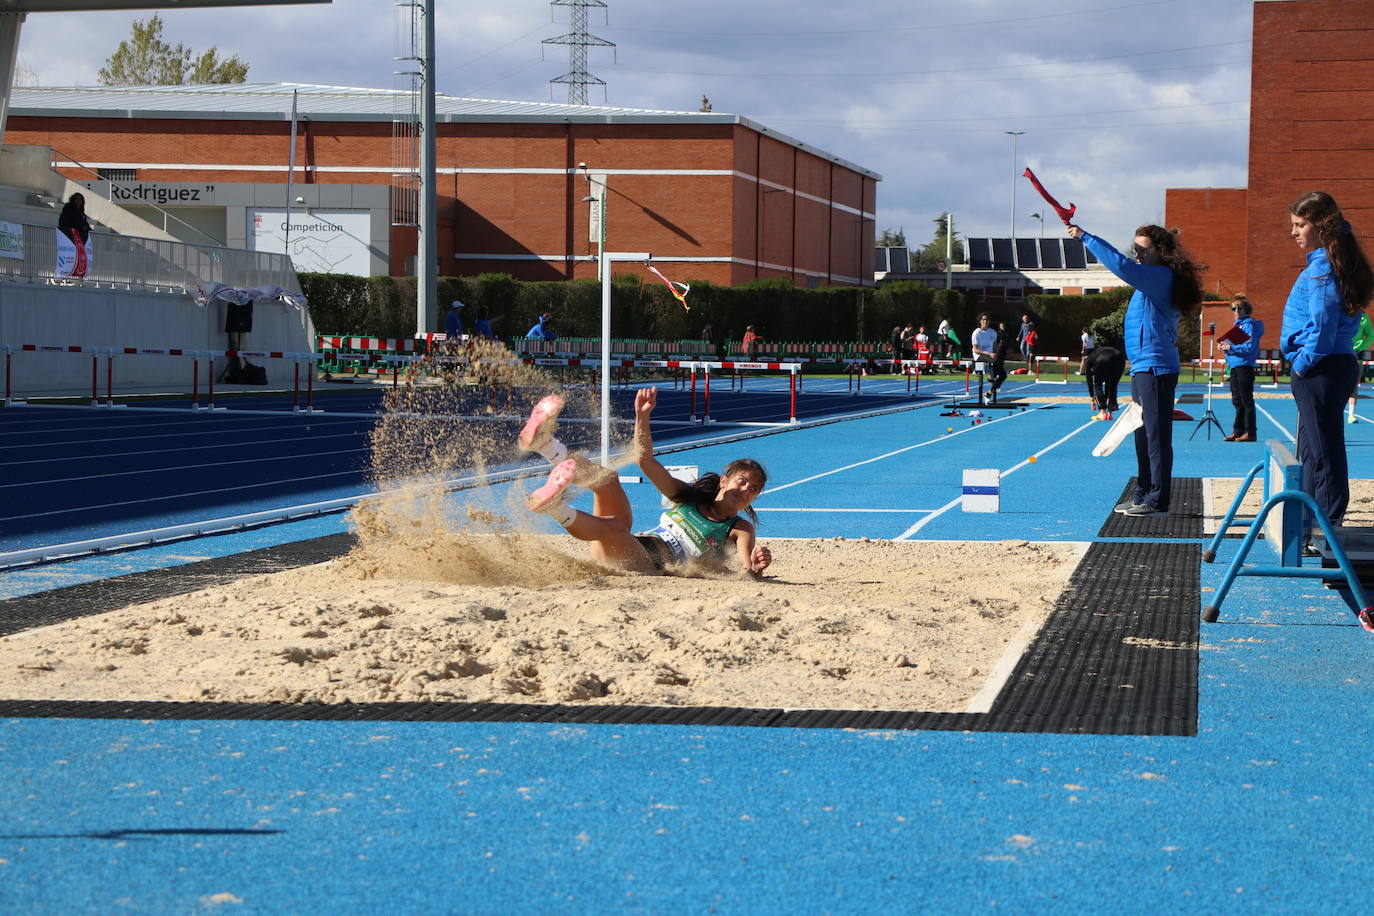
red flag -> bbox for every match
[1022,167,1076,225]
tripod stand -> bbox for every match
[1190,320,1224,440]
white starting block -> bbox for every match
[962,468,1000,513]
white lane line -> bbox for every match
[963,540,1092,713]
[1256,402,1296,443]
[895,416,1098,540]
[964,617,1043,714]
[764,402,1041,497]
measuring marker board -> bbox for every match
[1263,440,1304,566]
[962,468,1000,513]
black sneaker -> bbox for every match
[1124,503,1164,517]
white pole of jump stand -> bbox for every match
[600,250,652,466]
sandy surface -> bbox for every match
[0,537,1085,713]
[1207,477,1374,531]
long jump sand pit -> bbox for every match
[1206,477,1374,533]
[0,537,1085,713]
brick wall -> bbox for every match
[1165,0,1374,334]
[1248,0,1374,318]
[6,113,875,287]
[1164,187,1248,297]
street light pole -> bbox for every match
[1005,131,1024,242]
[945,211,953,290]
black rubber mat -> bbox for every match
[983,540,1198,736]
[0,534,1200,736]
[0,534,355,637]
[1097,477,1204,539]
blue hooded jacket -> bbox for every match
[1223,314,1263,369]
[1280,247,1359,377]
[526,316,556,340]
[1080,232,1180,374]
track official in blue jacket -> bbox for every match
[1219,295,1263,441]
[1068,222,1204,517]
[1282,191,1372,530]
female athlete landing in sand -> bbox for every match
[518,387,773,577]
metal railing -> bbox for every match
[0,221,298,294]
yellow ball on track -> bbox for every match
[947,427,953,433]
[1029,455,1038,463]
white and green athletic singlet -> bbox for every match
[645,503,739,562]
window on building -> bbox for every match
[1006,287,1024,301]
[98,168,137,183]
[1084,288,1101,295]
[1041,288,1061,296]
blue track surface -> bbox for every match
[5,378,1374,912]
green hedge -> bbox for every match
[298,272,981,343]
[1055,287,1228,361]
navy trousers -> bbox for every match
[1229,365,1257,437]
[1292,353,1359,524]
[1130,371,1178,510]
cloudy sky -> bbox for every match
[16,0,1254,252]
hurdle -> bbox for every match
[6,342,319,412]
[1201,439,1373,628]
[680,360,801,424]
[1034,355,1071,384]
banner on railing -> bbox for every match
[0,221,22,260]
[185,280,307,311]
[55,228,91,277]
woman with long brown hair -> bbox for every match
[1067,222,1204,516]
[518,388,773,577]
[1281,191,1373,530]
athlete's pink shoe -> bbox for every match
[518,394,565,453]
[527,458,576,512]
[1359,607,1374,633]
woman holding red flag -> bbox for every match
[1066,222,1204,517]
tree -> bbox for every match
[877,227,907,248]
[911,211,965,272]
[98,14,248,86]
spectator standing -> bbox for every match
[444,300,464,354]
[1347,310,1373,423]
[989,320,1012,403]
[1079,326,1096,374]
[888,324,904,373]
[1281,190,1370,538]
[937,318,952,358]
[742,325,763,360]
[472,306,497,340]
[526,313,556,340]
[1219,295,1263,442]
[1017,314,1035,362]
[971,313,998,401]
[58,192,91,244]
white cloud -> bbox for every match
[14,0,1255,249]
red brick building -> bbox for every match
[1166,0,1374,334]
[3,84,879,287]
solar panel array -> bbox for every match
[964,238,1097,271]
[873,247,910,273]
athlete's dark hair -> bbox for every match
[1134,224,1205,312]
[672,458,767,526]
[1290,190,1373,316]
